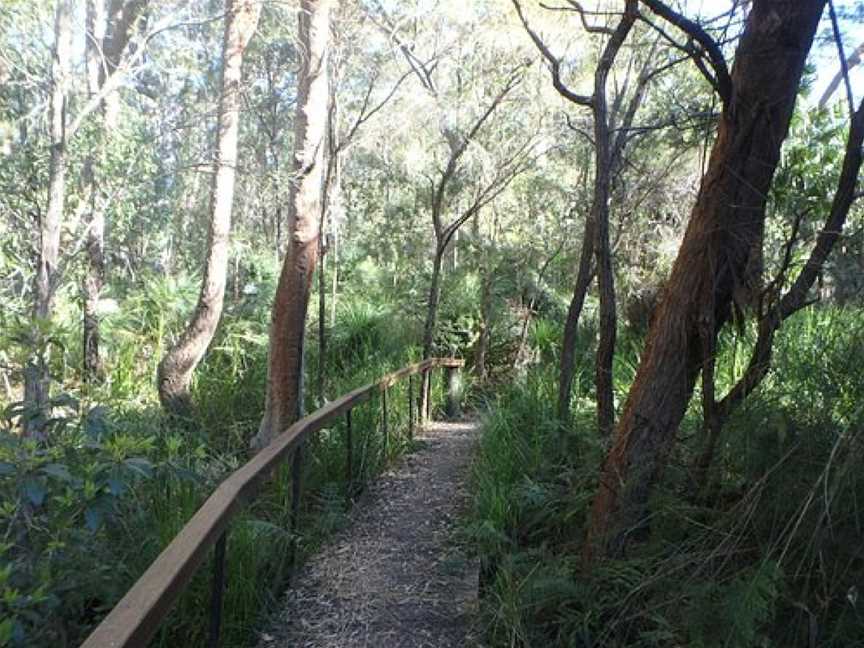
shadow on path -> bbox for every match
[257,420,480,648]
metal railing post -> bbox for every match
[445,365,461,419]
[407,375,414,440]
[345,408,353,497]
[207,530,228,648]
[289,444,303,580]
[382,386,389,458]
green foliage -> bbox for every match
[469,306,864,647]
[0,278,444,646]
[0,407,166,646]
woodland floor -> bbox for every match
[256,419,481,648]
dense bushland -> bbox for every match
[0,262,447,647]
[468,307,864,647]
[3,1,864,647]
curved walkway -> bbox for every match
[257,420,480,648]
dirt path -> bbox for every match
[257,420,480,648]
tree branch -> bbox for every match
[511,0,594,107]
[430,69,525,239]
[637,0,732,105]
[715,96,864,422]
[825,0,857,119]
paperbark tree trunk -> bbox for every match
[157,0,261,414]
[22,0,72,437]
[253,0,331,448]
[585,0,826,560]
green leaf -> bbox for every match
[40,463,74,483]
[0,617,14,646]
[84,507,103,532]
[124,457,153,478]
[22,479,46,507]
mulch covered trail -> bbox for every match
[257,420,480,648]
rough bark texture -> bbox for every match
[586,0,826,559]
[695,96,864,489]
[157,0,261,414]
[22,0,72,436]
[253,0,331,449]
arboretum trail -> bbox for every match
[258,419,480,648]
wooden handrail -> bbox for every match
[80,357,464,648]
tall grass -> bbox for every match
[468,306,864,647]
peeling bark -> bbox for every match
[254,0,332,448]
[586,0,827,560]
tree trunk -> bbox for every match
[330,223,339,327]
[557,219,595,423]
[422,248,445,361]
[22,0,72,437]
[419,247,445,419]
[82,0,106,383]
[694,95,864,491]
[474,269,493,381]
[585,0,826,560]
[157,0,261,415]
[317,236,327,406]
[317,77,340,407]
[590,3,635,437]
[82,0,148,383]
[254,0,331,448]
[592,113,617,437]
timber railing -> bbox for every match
[81,357,465,648]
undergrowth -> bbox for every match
[0,275,454,647]
[469,307,864,647]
